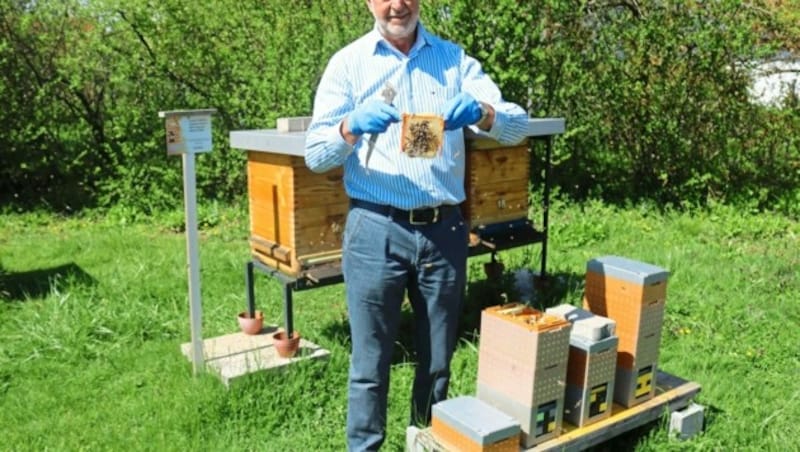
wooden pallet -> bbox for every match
[406,370,701,452]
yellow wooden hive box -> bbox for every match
[232,118,564,277]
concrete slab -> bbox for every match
[407,425,442,452]
[180,325,331,386]
[670,403,704,440]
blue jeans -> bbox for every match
[342,204,468,451]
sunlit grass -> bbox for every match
[1,201,798,450]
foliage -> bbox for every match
[761,0,800,52]
[0,0,371,212]
[425,0,800,213]
[1,0,799,215]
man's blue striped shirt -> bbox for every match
[305,23,529,210]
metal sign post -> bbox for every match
[158,108,216,375]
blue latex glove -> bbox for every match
[347,100,401,136]
[441,93,482,131]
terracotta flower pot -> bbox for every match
[237,310,264,335]
[272,331,301,358]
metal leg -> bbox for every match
[540,136,552,280]
[283,283,294,338]
[245,261,256,317]
[247,259,345,340]
[247,259,300,338]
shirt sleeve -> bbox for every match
[304,52,355,173]
[459,51,530,145]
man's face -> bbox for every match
[367,0,419,41]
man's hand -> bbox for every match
[441,93,482,131]
[346,100,401,136]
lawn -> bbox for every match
[1,200,798,451]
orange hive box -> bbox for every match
[476,303,572,448]
[431,396,520,452]
[582,256,669,408]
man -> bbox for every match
[305,0,529,449]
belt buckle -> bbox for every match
[409,207,438,225]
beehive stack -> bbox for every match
[476,303,572,448]
[431,396,520,452]
[546,304,618,427]
[583,256,669,407]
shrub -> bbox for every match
[1,0,798,215]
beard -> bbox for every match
[375,12,419,41]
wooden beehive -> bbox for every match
[464,137,530,227]
[247,151,348,276]
[245,138,531,277]
[231,118,565,277]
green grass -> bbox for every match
[1,200,798,451]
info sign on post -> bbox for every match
[158,108,216,375]
[163,109,215,155]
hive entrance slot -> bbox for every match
[272,184,280,244]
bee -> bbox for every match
[406,120,434,157]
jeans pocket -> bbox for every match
[342,208,365,251]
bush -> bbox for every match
[426,0,799,214]
[0,0,371,213]
[1,0,798,216]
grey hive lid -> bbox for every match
[432,396,520,445]
[546,304,616,342]
[546,304,594,323]
[586,255,669,285]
